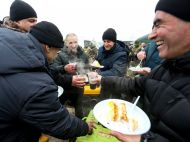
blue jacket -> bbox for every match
[143,41,162,69]
[0,28,88,142]
[96,40,127,77]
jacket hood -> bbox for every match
[0,28,46,74]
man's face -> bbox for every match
[103,40,115,51]
[46,47,60,63]
[149,11,190,59]
[16,17,37,32]
[66,35,78,54]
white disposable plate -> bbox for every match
[90,60,104,68]
[129,67,151,72]
[90,64,104,68]
[57,86,64,97]
[93,99,151,135]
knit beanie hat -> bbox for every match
[155,0,190,21]
[10,0,37,21]
[30,21,64,48]
[102,28,117,42]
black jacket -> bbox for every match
[0,28,88,142]
[50,46,89,88]
[101,52,190,142]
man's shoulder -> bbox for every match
[98,46,104,52]
[55,51,68,63]
[59,48,69,55]
[0,27,25,38]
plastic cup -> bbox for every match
[87,72,98,90]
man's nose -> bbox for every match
[148,29,157,40]
[71,43,77,48]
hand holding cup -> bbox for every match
[72,75,86,88]
[87,72,98,89]
[64,63,77,74]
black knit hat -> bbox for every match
[155,0,190,21]
[102,28,117,42]
[10,0,37,21]
[30,21,64,48]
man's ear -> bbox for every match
[43,44,50,53]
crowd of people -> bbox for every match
[0,0,189,142]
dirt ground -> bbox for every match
[48,136,69,142]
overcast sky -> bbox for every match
[1,0,159,43]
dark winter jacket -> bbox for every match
[0,28,89,142]
[101,52,190,142]
[96,40,128,77]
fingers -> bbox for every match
[110,131,141,142]
[110,131,127,142]
[76,82,86,88]
[87,121,96,135]
[72,81,85,88]
[64,64,76,73]
[95,75,102,85]
[72,75,86,88]
[137,51,146,60]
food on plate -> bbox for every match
[91,60,104,68]
[107,101,139,132]
[107,101,118,121]
[119,103,128,122]
[93,99,150,134]
[107,101,128,122]
[129,118,138,132]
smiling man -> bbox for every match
[149,1,190,59]
[95,0,190,141]
[96,28,128,77]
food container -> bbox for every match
[83,85,101,96]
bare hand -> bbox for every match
[137,51,146,61]
[86,121,96,135]
[72,75,86,88]
[87,72,102,86]
[95,74,102,85]
[110,131,141,142]
[64,63,76,74]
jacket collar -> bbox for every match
[163,52,190,72]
